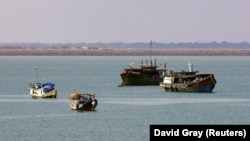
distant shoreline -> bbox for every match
[1,48,250,56]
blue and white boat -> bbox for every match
[29,67,57,98]
[30,82,57,98]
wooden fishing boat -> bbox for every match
[160,62,217,92]
[69,92,98,111]
[118,41,166,86]
[119,58,166,86]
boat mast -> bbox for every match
[150,40,152,66]
[150,40,152,61]
[35,67,39,82]
[187,61,193,72]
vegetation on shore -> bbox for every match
[1,42,250,56]
[1,48,250,56]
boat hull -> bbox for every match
[160,74,216,93]
[120,73,163,86]
[119,58,166,86]
[69,99,98,111]
[30,88,57,98]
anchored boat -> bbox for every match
[119,58,166,86]
[118,41,166,86]
[159,62,217,92]
[30,82,57,98]
[69,92,98,111]
[119,59,166,86]
[29,67,57,98]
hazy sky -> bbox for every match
[0,0,250,43]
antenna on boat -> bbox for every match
[187,61,193,72]
[35,67,39,82]
[164,61,167,75]
[150,40,152,65]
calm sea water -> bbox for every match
[0,56,250,141]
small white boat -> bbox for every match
[29,67,57,98]
[30,82,57,98]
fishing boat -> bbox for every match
[119,58,166,86]
[69,92,98,111]
[30,82,57,98]
[159,62,217,92]
[119,41,167,86]
[29,67,57,98]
